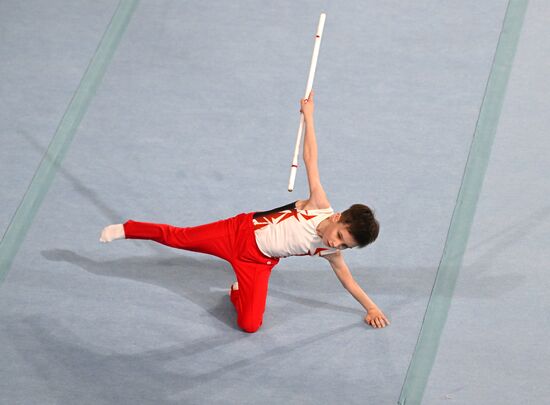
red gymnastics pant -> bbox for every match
[123,212,279,333]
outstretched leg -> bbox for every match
[100,217,238,262]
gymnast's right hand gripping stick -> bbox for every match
[288,13,326,192]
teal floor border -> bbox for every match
[0,0,140,285]
[398,1,528,404]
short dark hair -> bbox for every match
[339,204,380,248]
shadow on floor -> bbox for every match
[2,312,361,404]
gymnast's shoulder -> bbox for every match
[296,197,331,211]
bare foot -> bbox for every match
[100,224,125,243]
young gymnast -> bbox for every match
[100,91,389,333]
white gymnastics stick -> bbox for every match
[288,13,326,192]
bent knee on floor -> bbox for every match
[238,317,263,333]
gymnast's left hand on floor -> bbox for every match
[365,307,390,328]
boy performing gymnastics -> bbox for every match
[100,91,390,333]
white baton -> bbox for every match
[288,13,326,192]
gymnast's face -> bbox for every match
[320,214,357,250]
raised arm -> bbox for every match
[324,251,390,328]
[300,91,330,209]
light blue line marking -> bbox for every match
[398,1,528,404]
[0,0,140,285]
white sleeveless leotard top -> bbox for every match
[252,201,339,259]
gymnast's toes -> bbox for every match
[100,224,125,243]
[229,281,239,296]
